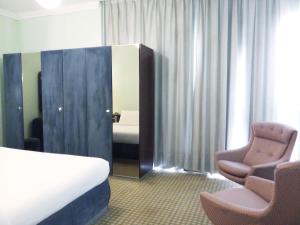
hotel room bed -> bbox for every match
[113,123,139,144]
[112,110,139,144]
[0,147,110,225]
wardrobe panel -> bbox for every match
[63,49,87,156]
[3,54,24,149]
[86,47,112,167]
[41,51,64,153]
[139,45,155,178]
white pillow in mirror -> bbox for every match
[119,110,139,125]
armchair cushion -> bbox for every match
[243,137,287,166]
[218,160,251,178]
[213,188,269,209]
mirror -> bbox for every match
[22,52,43,151]
[112,45,140,178]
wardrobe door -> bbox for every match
[3,54,24,149]
[139,45,155,178]
[41,50,64,153]
[86,47,112,167]
[63,49,87,156]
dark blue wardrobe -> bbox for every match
[41,47,112,167]
[3,53,24,149]
[3,45,154,176]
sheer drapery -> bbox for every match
[101,0,300,172]
[226,0,300,161]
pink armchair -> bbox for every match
[215,122,297,184]
[200,161,300,225]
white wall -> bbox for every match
[19,9,102,52]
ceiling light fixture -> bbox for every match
[35,0,62,9]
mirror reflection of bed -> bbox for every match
[113,111,139,177]
[112,44,154,178]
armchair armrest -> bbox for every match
[250,160,287,180]
[245,176,275,202]
[215,145,250,163]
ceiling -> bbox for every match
[0,0,99,14]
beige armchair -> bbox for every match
[200,161,300,225]
[215,122,297,184]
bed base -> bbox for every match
[113,142,139,160]
[38,179,110,225]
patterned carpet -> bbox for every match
[96,171,238,225]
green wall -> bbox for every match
[0,15,20,145]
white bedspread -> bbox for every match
[113,123,139,144]
[0,147,109,225]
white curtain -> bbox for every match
[272,1,300,161]
[101,0,300,172]
[226,0,300,161]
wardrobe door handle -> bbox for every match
[18,106,22,111]
[58,106,63,112]
[106,109,110,113]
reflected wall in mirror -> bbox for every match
[112,45,140,178]
[112,44,154,179]
[112,45,139,113]
[21,53,43,151]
